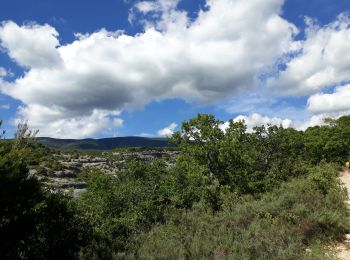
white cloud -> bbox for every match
[16,105,123,139]
[134,1,158,13]
[307,84,350,114]
[268,14,350,95]
[221,92,313,126]
[131,0,187,30]
[293,109,350,130]
[134,0,179,15]
[292,115,326,130]
[158,122,177,136]
[0,21,61,68]
[219,113,328,133]
[0,0,296,137]
[232,113,292,132]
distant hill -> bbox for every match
[37,136,175,150]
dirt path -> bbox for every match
[339,172,350,197]
[333,171,350,259]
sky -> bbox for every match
[0,0,350,138]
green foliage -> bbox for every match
[77,156,228,257]
[139,165,349,259]
[77,160,173,258]
[74,114,350,257]
[304,115,350,163]
[0,122,90,259]
[171,114,308,194]
[2,114,350,258]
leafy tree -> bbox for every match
[304,115,350,163]
[0,121,90,259]
[171,114,225,181]
[77,160,175,257]
[3,113,350,258]
[171,114,308,194]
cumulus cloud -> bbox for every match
[219,113,328,133]
[16,105,123,139]
[293,109,350,131]
[232,113,292,132]
[269,14,350,95]
[130,0,188,30]
[292,115,326,130]
[0,21,61,68]
[158,122,177,136]
[307,84,350,114]
[0,0,297,138]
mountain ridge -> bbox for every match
[37,136,174,150]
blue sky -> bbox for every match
[0,0,350,138]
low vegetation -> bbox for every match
[1,115,350,259]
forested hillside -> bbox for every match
[37,136,174,150]
[1,114,350,259]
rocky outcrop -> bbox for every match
[34,149,178,198]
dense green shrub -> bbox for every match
[138,164,349,259]
[77,161,172,258]
[171,115,311,195]
[0,123,91,259]
[3,115,350,259]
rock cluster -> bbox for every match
[32,150,178,198]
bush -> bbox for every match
[138,164,349,259]
[0,124,91,259]
[3,115,350,258]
